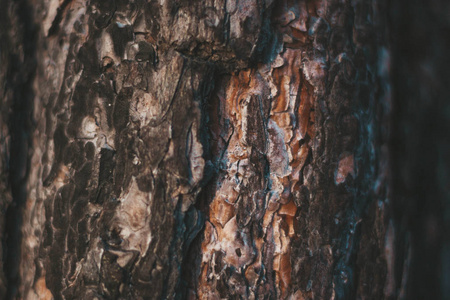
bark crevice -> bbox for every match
[2,0,38,299]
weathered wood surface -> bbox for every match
[3,0,390,298]
[0,0,449,299]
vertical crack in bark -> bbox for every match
[2,1,37,299]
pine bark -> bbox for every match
[0,0,448,299]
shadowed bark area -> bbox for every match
[0,0,449,299]
[0,0,37,298]
[388,0,450,299]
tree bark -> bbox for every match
[0,0,448,299]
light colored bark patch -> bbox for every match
[33,276,53,300]
[335,154,355,184]
[117,177,152,254]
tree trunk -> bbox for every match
[0,0,448,299]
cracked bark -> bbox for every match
[1,0,449,299]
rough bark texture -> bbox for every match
[196,0,390,297]
[0,0,449,299]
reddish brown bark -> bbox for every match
[1,0,449,299]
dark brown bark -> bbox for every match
[0,0,449,299]
[0,0,37,298]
